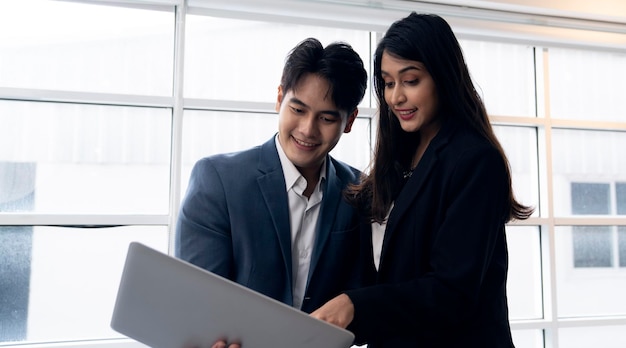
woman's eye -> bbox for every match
[405,79,419,85]
[384,81,394,88]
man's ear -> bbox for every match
[275,85,284,113]
[343,109,358,133]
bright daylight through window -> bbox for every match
[1,0,626,347]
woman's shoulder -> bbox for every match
[440,123,497,156]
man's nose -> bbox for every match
[299,114,318,136]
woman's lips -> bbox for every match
[395,108,417,121]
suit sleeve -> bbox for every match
[346,145,510,341]
[175,158,233,278]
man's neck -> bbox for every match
[298,166,321,198]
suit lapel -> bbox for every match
[257,137,293,296]
[381,122,456,266]
[308,158,341,282]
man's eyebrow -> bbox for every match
[288,97,308,108]
[288,97,342,118]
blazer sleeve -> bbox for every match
[346,144,510,342]
[175,158,233,278]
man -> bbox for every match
[175,38,368,314]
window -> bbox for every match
[184,15,372,107]
[571,183,611,268]
[2,0,626,347]
[0,0,175,343]
[0,0,174,96]
[572,225,613,267]
[549,48,626,122]
[0,100,172,214]
[570,182,626,268]
[618,183,626,267]
[0,162,34,341]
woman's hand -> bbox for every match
[205,294,355,348]
[310,293,355,329]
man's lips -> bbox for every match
[292,136,319,149]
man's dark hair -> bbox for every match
[280,38,368,114]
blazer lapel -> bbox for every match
[257,137,293,294]
[308,157,341,283]
[381,122,456,265]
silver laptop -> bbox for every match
[111,242,355,348]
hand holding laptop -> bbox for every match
[309,293,355,329]
[207,293,355,348]
[111,242,355,348]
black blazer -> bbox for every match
[175,136,366,313]
[347,121,515,347]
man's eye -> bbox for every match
[320,116,338,123]
[290,106,304,114]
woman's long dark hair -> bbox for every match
[346,12,533,223]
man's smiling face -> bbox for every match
[276,73,356,177]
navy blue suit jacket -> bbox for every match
[347,121,515,347]
[175,136,365,313]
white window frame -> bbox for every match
[3,1,626,347]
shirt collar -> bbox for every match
[275,134,326,192]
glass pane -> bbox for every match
[617,182,626,214]
[181,110,372,195]
[461,40,536,117]
[555,226,626,317]
[572,226,612,267]
[0,226,32,342]
[552,129,626,216]
[181,110,279,167]
[184,15,371,107]
[0,100,171,214]
[511,329,544,348]
[0,0,174,95]
[493,126,539,215]
[506,226,543,320]
[618,184,626,267]
[617,226,626,267]
[571,183,610,214]
[0,226,168,344]
[549,47,626,122]
[560,326,626,348]
[329,118,371,172]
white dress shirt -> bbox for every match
[371,203,393,271]
[275,136,325,309]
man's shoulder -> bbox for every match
[194,138,275,169]
[193,147,254,171]
[328,156,362,183]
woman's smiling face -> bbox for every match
[381,50,441,138]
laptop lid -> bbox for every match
[111,242,355,348]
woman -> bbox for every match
[311,12,534,347]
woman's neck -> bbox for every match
[411,122,441,168]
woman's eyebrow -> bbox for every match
[381,65,422,77]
